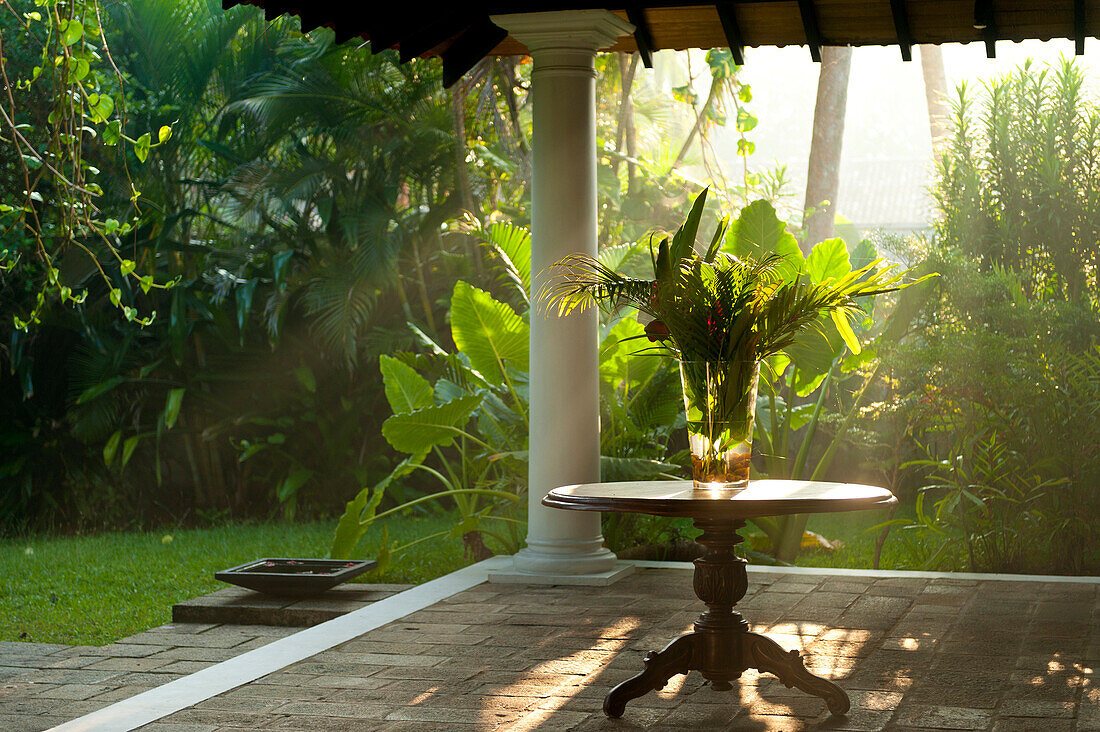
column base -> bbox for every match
[488,555,634,586]
[487,536,626,584]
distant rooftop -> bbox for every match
[838,159,934,233]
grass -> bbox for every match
[796,508,953,570]
[0,513,476,647]
[0,503,961,648]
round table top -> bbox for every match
[543,479,896,519]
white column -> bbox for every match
[491,11,634,578]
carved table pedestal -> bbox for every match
[543,479,897,719]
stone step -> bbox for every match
[172,583,413,627]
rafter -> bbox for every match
[715,3,745,66]
[797,0,823,63]
[1075,0,1086,55]
[442,18,508,88]
[888,0,913,62]
[625,7,654,69]
[974,0,997,58]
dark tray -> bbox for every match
[215,558,377,597]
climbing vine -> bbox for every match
[0,0,172,329]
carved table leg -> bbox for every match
[742,631,851,715]
[603,633,698,718]
[602,517,850,718]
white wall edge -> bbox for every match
[49,555,513,732]
[627,559,1100,584]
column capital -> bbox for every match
[491,10,634,53]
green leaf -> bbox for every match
[60,20,83,46]
[450,281,528,386]
[806,237,851,284]
[600,456,679,481]
[705,48,737,79]
[102,120,121,146]
[482,222,531,296]
[330,453,424,559]
[103,430,122,467]
[134,133,150,163]
[71,58,89,81]
[272,249,294,289]
[120,435,140,469]
[277,468,314,503]
[670,189,709,266]
[235,279,257,337]
[158,125,172,143]
[725,200,804,281]
[164,388,184,429]
[380,355,433,414]
[830,309,861,354]
[119,259,135,276]
[293,365,316,393]
[77,376,124,404]
[381,394,483,454]
[89,95,113,124]
[672,84,698,105]
[841,345,878,372]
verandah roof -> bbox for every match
[223,1,1097,85]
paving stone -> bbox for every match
[992,719,1073,732]
[31,682,112,700]
[894,704,994,729]
[6,567,1098,732]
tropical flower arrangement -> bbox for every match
[544,189,926,490]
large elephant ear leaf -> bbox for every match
[450,281,529,386]
[380,354,433,414]
[725,199,805,281]
[381,394,484,454]
[805,237,851,284]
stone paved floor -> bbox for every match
[4,567,1098,731]
[0,622,300,730]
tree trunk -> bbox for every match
[802,46,853,252]
[919,45,951,159]
[451,89,477,214]
[672,77,723,172]
[450,88,484,283]
[613,52,639,178]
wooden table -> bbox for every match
[543,479,896,719]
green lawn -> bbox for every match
[0,505,942,648]
[797,507,950,570]
[0,514,474,646]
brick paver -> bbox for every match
[5,568,1098,731]
[0,622,297,731]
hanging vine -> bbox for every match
[0,0,172,329]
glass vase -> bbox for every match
[678,359,760,492]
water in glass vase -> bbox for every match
[679,360,760,492]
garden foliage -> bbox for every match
[878,59,1100,574]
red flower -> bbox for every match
[645,319,671,342]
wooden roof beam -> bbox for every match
[888,0,913,62]
[974,0,997,58]
[625,7,654,68]
[442,17,508,88]
[398,17,463,63]
[1075,0,1086,55]
[715,3,745,66]
[797,0,823,62]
